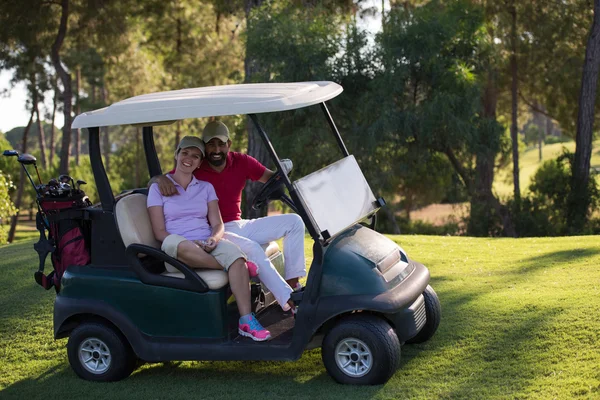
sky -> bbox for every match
[0,0,386,134]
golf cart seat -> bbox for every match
[115,193,229,289]
[115,193,282,290]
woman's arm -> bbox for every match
[203,200,224,251]
[207,200,224,240]
[148,206,170,242]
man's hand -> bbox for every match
[155,175,178,196]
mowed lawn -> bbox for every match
[1,235,599,399]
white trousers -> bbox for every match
[224,214,306,308]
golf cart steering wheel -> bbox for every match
[252,169,287,211]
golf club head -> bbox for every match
[17,153,37,165]
[76,180,87,186]
[48,178,59,187]
[59,174,72,184]
[3,150,19,157]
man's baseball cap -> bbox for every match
[202,121,230,143]
[176,135,205,157]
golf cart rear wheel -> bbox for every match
[322,315,400,385]
[67,322,136,382]
[406,285,441,344]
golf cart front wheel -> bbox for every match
[67,322,136,382]
[322,315,400,385]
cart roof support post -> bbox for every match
[143,126,162,178]
[320,102,349,157]
[88,127,114,211]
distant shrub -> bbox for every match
[0,171,18,244]
[510,151,600,236]
[544,135,572,145]
[399,219,461,235]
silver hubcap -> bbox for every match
[79,337,111,374]
[334,337,372,377]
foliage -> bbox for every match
[0,172,18,244]
[511,151,600,236]
[544,135,572,145]
[523,124,542,147]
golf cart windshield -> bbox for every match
[292,156,377,241]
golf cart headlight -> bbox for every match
[376,248,414,283]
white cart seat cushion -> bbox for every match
[115,193,228,290]
[162,269,229,289]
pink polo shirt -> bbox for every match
[147,174,218,241]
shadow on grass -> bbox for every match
[0,356,385,400]
[399,282,561,398]
[505,248,600,276]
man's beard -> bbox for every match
[207,152,226,167]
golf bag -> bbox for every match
[33,193,92,292]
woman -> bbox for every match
[147,136,270,341]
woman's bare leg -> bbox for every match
[228,258,251,316]
[176,241,222,269]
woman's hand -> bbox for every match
[203,236,218,253]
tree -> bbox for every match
[568,0,600,233]
[243,0,352,218]
[49,0,73,175]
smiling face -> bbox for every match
[204,138,231,167]
[176,146,203,172]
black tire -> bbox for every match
[322,315,401,385]
[67,322,137,382]
[406,285,441,344]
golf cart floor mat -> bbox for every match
[231,304,295,344]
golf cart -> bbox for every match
[45,81,441,385]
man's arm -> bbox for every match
[148,175,178,196]
[256,159,293,183]
[258,169,275,183]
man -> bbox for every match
[155,120,306,294]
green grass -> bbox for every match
[1,235,600,399]
[494,139,600,198]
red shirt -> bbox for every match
[192,152,266,223]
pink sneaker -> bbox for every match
[247,261,259,278]
[239,313,271,341]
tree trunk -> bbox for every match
[33,90,47,168]
[468,69,516,237]
[7,110,35,243]
[101,83,110,172]
[49,78,57,166]
[135,128,141,187]
[568,0,600,233]
[243,0,269,219]
[50,0,72,175]
[382,205,400,234]
[509,1,520,201]
[175,120,181,148]
[74,66,81,165]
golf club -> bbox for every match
[59,174,75,189]
[3,150,41,198]
[18,153,44,185]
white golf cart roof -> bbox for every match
[72,81,343,129]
